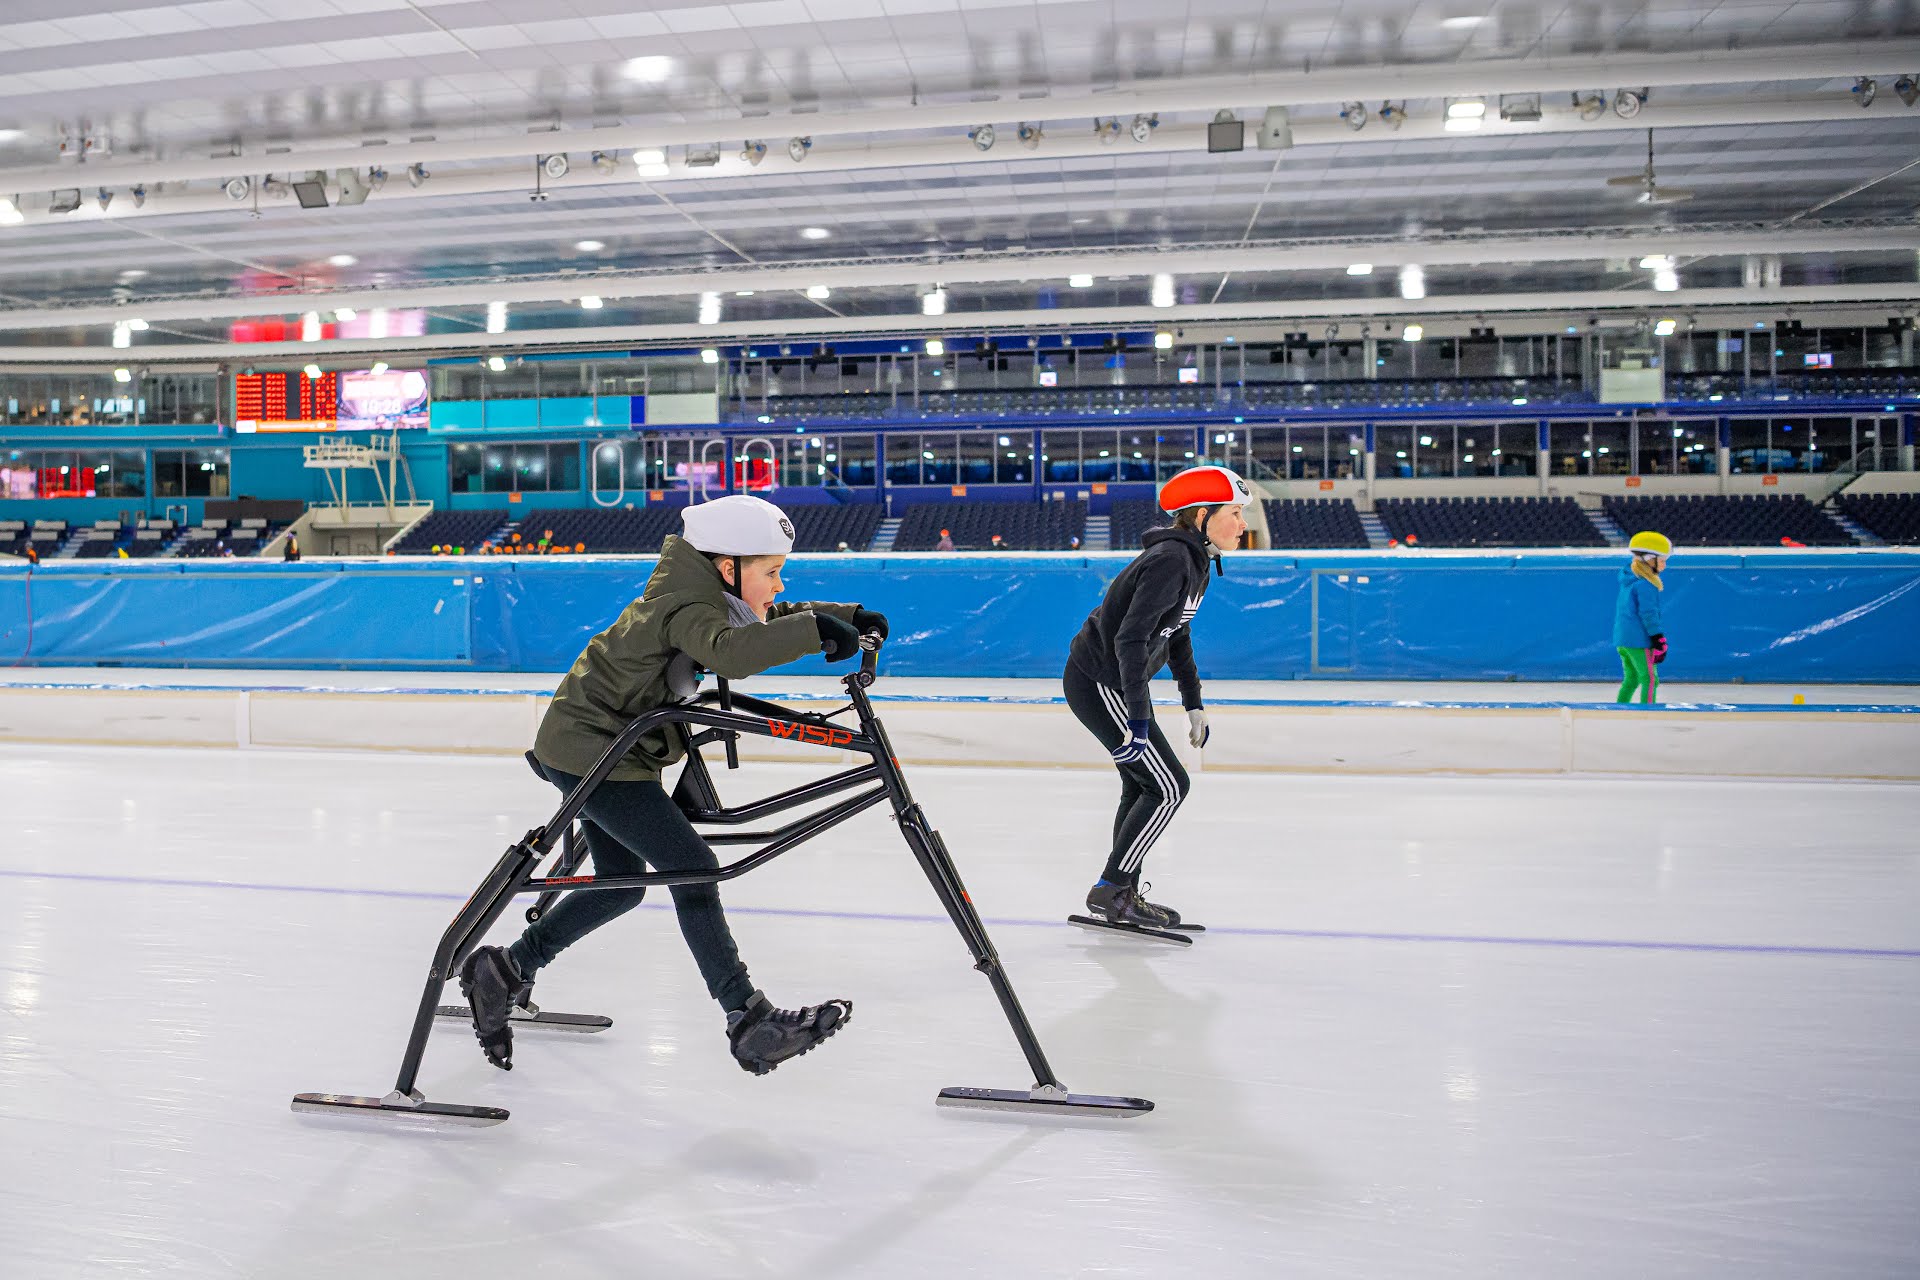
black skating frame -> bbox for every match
[293,641,1153,1125]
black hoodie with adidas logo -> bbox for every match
[1068,524,1213,722]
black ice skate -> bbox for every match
[726,991,852,1076]
[436,969,613,1036]
[1068,882,1193,946]
[458,945,532,1070]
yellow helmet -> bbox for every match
[1628,531,1671,556]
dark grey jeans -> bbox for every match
[508,764,755,1012]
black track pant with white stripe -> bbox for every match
[1063,660,1191,886]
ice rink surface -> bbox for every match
[3,740,1918,1278]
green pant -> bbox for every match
[1616,646,1658,704]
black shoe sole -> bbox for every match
[457,949,520,1072]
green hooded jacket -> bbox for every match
[531,533,860,782]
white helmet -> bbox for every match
[681,494,795,556]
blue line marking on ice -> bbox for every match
[4,867,1916,959]
[1,680,1916,713]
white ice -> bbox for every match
[2,739,1918,1278]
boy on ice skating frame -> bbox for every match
[459,494,889,1077]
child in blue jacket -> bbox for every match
[1613,531,1670,703]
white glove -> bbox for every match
[1186,707,1210,749]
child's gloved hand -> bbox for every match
[1186,707,1210,748]
[1649,634,1668,665]
[1110,719,1153,764]
[851,608,889,641]
[814,612,862,663]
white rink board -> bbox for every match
[0,677,1915,780]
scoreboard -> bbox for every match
[235,370,337,430]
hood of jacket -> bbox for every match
[1141,523,1214,574]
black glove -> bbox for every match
[814,612,862,663]
[851,608,889,642]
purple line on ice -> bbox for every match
[4,866,1916,960]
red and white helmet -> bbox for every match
[1158,465,1251,514]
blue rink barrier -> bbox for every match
[1,552,1917,683]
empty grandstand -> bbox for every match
[788,503,884,552]
[390,509,512,556]
[895,500,1087,551]
[1603,494,1852,547]
[1835,492,1920,545]
[1263,499,1371,549]
[1375,497,1606,548]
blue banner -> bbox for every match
[2,553,1917,683]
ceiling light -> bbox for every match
[741,140,767,165]
[700,348,720,364]
[1398,263,1426,300]
[579,296,603,309]
[925,338,945,356]
[800,226,830,240]
[1638,254,1671,269]
[369,308,388,338]
[1150,273,1175,308]
[126,318,149,331]
[1613,88,1644,119]
[486,301,508,334]
[1130,114,1158,144]
[1447,99,1487,119]
[591,151,618,175]
[119,269,146,280]
[806,284,831,300]
[301,312,322,341]
[698,292,722,325]
[371,362,388,375]
[223,177,250,201]
[632,147,670,178]
[1069,273,1094,288]
[734,290,755,297]
[130,185,145,209]
[305,363,323,379]
[1379,101,1407,130]
[1653,266,1680,291]
[487,356,506,372]
[1207,110,1246,153]
[333,308,355,322]
[969,124,996,152]
[1402,323,1424,342]
[1340,101,1368,131]
[1153,331,1173,350]
[113,368,131,383]
[623,55,672,82]
[328,253,356,267]
[1897,75,1919,108]
[787,136,811,163]
[1018,122,1043,150]
[1256,106,1293,150]
[1441,14,1486,28]
[1854,77,1879,108]
[1095,118,1122,145]
[291,176,329,208]
[95,188,112,212]
[543,153,570,179]
[1347,262,1374,276]
[407,163,429,188]
[0,196,21,226]
[1654,318,1678,336]
[575,239,605,252]
[111,323,131,348]
[1573,92,1606,121]
[1443,116,1482,133]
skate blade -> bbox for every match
[936,1087,1154,1118]
[1167,923,1206,933]
[434,1004,612,1033]
[290,1091,509,1127]
[1066,914,1193,946]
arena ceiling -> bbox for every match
[1,0,1919,360]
